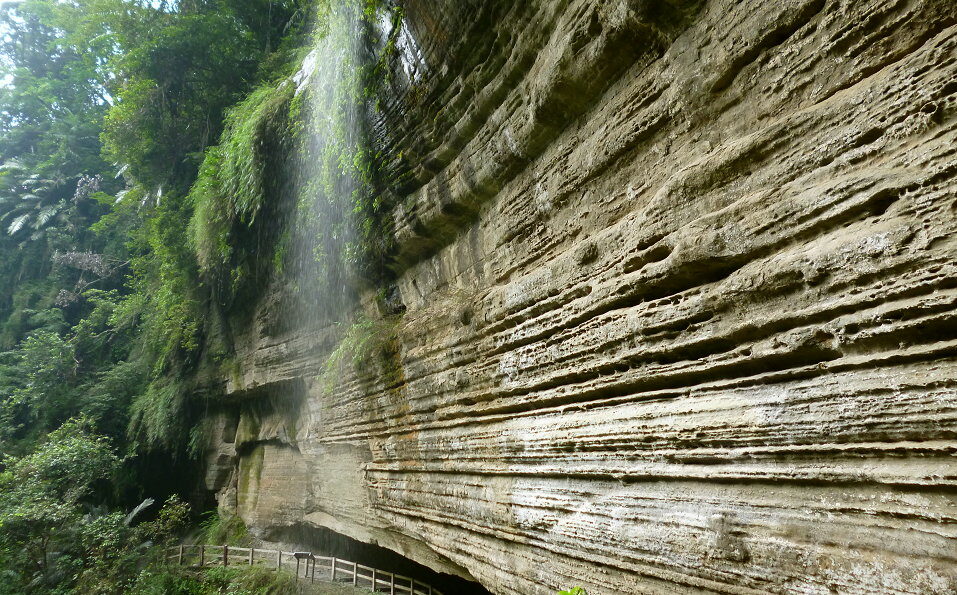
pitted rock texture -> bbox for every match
[207,0,957,593]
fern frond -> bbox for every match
[35,205,61,228]
[7,213,31,235]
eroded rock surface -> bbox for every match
[206,0,957,592]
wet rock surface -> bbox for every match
[206,0,957,593]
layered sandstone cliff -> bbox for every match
[203,0,957,593]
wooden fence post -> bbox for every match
[249,547,254,566]
[199,545,204,567]
[372,568,376,591]
[223,545,228,567]
[353,561,358,586]
[178,545,184,566]
[277,550,281,571]
[331,557,337,581]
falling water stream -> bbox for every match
[284,0,427,329]
[287,0,366,330]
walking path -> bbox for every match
[167,545,444,595]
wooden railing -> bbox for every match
[165,545,443,595]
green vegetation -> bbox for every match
[189,80,297,308]
[0,426,294,595]
[557,588,588,595]
[0,0,403,592]
[132,564,302,595]
[0,0,314,458]
[319,313,401,391]
[197,511,251,547]
[286,0,403,295]
[0,417,191,594]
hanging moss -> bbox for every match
[189,80,298,307]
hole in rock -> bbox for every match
[266,523,492,594]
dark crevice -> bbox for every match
[235,438,301,458]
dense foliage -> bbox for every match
[0,0,405,592]
[0,0,313,455]
[0,417,192,594]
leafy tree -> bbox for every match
[0,0,121,351]
[0,0,317,460]
[0,421,198,594]
[0,289,144,451]
[50,0,308,192]
[0,417,120,593]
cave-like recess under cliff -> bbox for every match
[198,0,957,593]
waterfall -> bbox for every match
[288,0,369,330]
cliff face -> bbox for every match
[205,0,957,593]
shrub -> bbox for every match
[197,511,250,547]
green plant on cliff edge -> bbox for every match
[287,0,404,289]
[319,313,402,392]
[189,80,298,307]
[558,588,587,595]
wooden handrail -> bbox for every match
[165,545,443,595]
